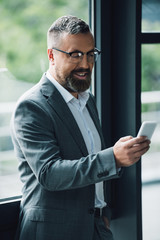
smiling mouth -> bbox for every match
[73,72,88,79]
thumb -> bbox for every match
[119,136,133,142]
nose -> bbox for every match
[78,54,90,68]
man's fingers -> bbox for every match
[125,136,150,148]
[113,135,151,168]
[131,139,151,153]
[134,145,150,158]
[119,136,148,146]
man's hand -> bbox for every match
[103,216,110,230]
[113,136,150,168]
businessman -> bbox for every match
[11,15,150,240]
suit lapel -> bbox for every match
[40,75,88,156]
[87,96,106,149]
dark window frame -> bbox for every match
[90,0,143,239]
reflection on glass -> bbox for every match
[142,0,160,32]
[141,44,160,239]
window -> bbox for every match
[0,69,33,199]
[0,0,88,200]
[141,1,160,239]
[142,0,160,32]
[141,45,160,240]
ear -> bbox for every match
[47,49,54,64]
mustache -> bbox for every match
[72,68,91,74]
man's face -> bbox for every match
[49,32,95,93]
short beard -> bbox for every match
[65,71,92,93]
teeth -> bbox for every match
[78,73,85,76]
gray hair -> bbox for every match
[47,15,91,48]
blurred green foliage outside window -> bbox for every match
[0,0,88,83]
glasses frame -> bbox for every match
[52,47,101,63]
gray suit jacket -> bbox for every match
[11,74,119,240]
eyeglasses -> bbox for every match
[52,47,101,63]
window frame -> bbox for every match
[90,0,143,239]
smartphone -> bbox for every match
[137,121,157,140]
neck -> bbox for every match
[70,92,78,99]
[48,69,79,99]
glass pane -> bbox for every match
[142,0,160,32]
[141,44,160,239]
[0,69,33,198]
[0,0,88,199]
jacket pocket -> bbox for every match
[26,207,65,224]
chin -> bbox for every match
[66,77,91,93]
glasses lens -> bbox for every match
[68,50,101,63]
[87,51,100,63]
[68,52,82,63]
[70,52,82,58]
[93,52,99,62]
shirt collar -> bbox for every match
[46,71,73,103]
[46,71,89,108]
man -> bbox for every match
[11,16,150,240]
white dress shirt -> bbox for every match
[46,71,106,208]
